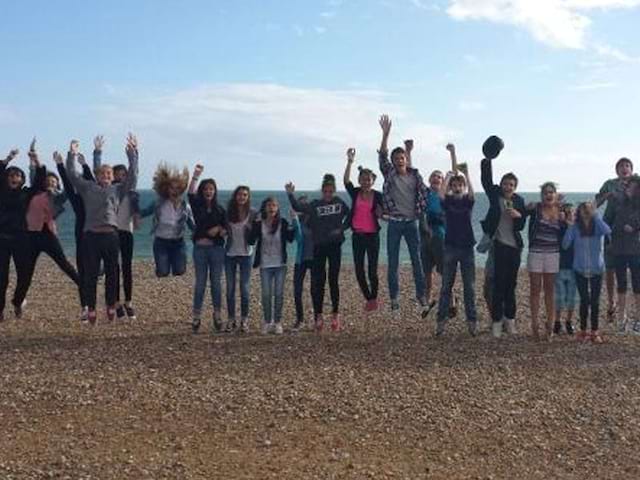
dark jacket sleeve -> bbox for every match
[82,163,95,182]
[287,192,312,214]
[481,158,496,198]
[283,219,296,243]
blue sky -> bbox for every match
[2,0,639,190]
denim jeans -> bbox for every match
[575,272,602,331]
[260,266,286,324]
[437,245,477,324]
[225,255,252,320]
[294,260,313,323]
[387,219,426,301]
[153,237,187,277]
[192,244,225,317]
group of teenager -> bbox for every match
[1,115,639,343]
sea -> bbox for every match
[54,191,598,265]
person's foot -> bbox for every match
[390,299,400,312]
[617,319,628,335]
[421,300,437,319]
[261,322,271,335]
[370,298,380,312]
[448,296,459,319]
[553,321,562,335]
[87,310,97,326]
[492,321,503,338]
[106,307,116,322]
[314,314,324,333]
[274,323,284,335]
[292,319,304,332]
[225,319,237,333]
[125,305,137,321]
[504,318,517,335]
[330,314,341,332]
[116,305,126,320]
[240,317,250,333]
[192,318,201,334]
[80,307,89,323]
[632,320,640,335]
[468,322,479,337]
[607,305,616,323]
[565,321,575,335]
[591,331,604,344]
[435,321,446,337]
[13,303,22,319]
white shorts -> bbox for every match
[527,252,560,274]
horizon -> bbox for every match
[2,1,638,191]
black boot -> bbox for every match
[565,321,575,335]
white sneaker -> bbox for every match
[261,322,271,335]
[504,318,517,335]
[492,321,503,338]
[617,319,628,335]
[274,323,284,335]
[240,317,250,333]
[80,307,89,322]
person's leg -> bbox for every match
[483,246,495,319]
[529,271,543,338]
[352,233,370,301]
[153,238,171,278]
[273,266,286,324]
[590,274,603,333]
[369,233,380,301]
[421,235,433,301]
[436,247,456,331]
[119,231,134,304]
[225,256,238,323]
[491,244,508,325]
[102,233,120,310]
[311,246,328,317]
[172,239,187,276]
[328,243,342,315]
[386,222,402,304]
[554,271,565,327]
[192,245,209,322]
[260,268,274,326]
[239,256,252,320]
[75,233,88,308]
[542,272,557,338]
[405,221,426,302]
[504,246,521,321]
[83,233,101,312]
[12,234,40,312]
[565,270,577,333]
[0,239,11,315]
[614,255,629,332]
[574,272,589,333]
[629,257,640,333]
[461,247,477,326]
[293,262,304,324]
[209,246,225,326]
[42,232,80,286]
[604,241,616,319]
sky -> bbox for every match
[1,0,639,191]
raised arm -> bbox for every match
[378,115,393,176]
[28,138,46,190]
[189,164,204,195]
[285,182,311,214]
[439,172,452,200]
[65,141,90,192]
[92,135,104,176]
[404,139,413,168]
[0,149,19,191]
[122,133,139,192]
[446,143,458,173]
[480,158,496,195]
[343,148,355,187]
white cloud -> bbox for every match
[458,100,486,111]
[320,11,336,18]
[96,84,457,189]
[314,25,327,34]
[447,0,640,51]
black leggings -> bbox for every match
[311,243,342,315]
[22,230,81,304]
[75,233,89,307]
[0,234,31,313]
[294,260,313,323]
[352,232,379,301]
[116,230,134,303]
[491,241,521,323]
[84,231,120,310]
[575,273,602,332]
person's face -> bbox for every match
[501,179,517,198]
[202,183,215,201]
[98,168,113,187]
[625,181,640,198]
[580,204,594,223]
[450,179,465,195]
[235,189,250,206]
[541,186,557,205]
[392,151,407,170]
[564,207,575,222]
[265,200,279,217]
[322,185,335,202]
[114,169,127,183]
[359,173,374,191]
[617,161,633,179]
[429,171,443,190]
[168,181,181,199]
[46,175,59,192]
[7,171,24,190]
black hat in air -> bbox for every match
[482,136,504,160]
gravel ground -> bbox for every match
[1,259,639,480]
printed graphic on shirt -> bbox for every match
[316,203,343,217]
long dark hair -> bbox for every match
[260,196,281,234]
[576,202,595,237]
[227,185,251,223]
[196,178,220,209]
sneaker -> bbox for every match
[435,321,446,337]
[116,305,126,320]
[591,332,604,344]
[192,318,201,334]
[87,310,97,325]
[274,323,284,335]
[292,320,304,332]
[261,322,271,335]
[390,300,400,312]
[240,317,250,333]
[418,297,428,308]
[468,322,479,337]
[13,303,22,319]
[106,307,116,322]
[212,316,223,334]
[504,318,517,335]
[370,298,380,312]
[225,319,237,333]
[632,320,640,335]
[617,319,628,335]
[314,314,324,332]
[553,321,562,335]
[565,322,575,335]
[330,314,341,332]
[492,321,503,338]
[80,307,89,322]
[448,299,458,319]
[421,300,437,319]
[125,305,137,321]
[364,299,377,312]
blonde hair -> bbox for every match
[97,165,113,176]
[153,162,189,199]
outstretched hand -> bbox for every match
[53,151,64,165]
[346,148,356,163]
[5,149,19,162]
[285,182,295,194]
[126,133,138,157]
[404,139,414,153]
[446,143,456,153]
[379,115,392,135]
[70,140,80,156]
[193,164,204,177]
[94,135,105,151]
[28,137,38,164]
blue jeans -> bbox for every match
[225,255,252,320]
[437,245,477,324]
[555,269,577,310]
[260,266,286,324]
[192,244,225,317]
[387,219,426,301]
[153,237,187,277]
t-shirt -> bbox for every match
[261,222,284,268]
[388,174,417,220]
[599,178,627,225]
[426,190,445,239]
[227,217,251,257]
[352,194,377,234]
[443,195,475,248]
[494,197,517,248]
